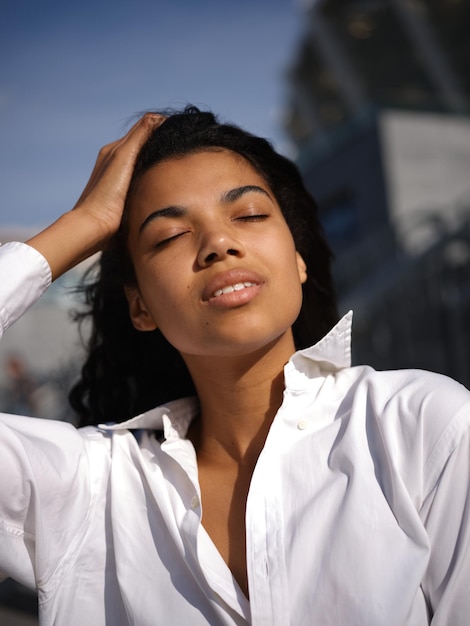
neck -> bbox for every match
[184,332,296,465]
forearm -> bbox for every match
[26,209,107,281]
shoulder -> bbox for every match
[340,366,470,497]
[0,413,93,490]
[0,412,86,453]
[0,414,119,507]
[352,366,470,433]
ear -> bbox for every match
[124,285,158,332]
[296,251,307,284]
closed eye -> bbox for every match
[153,231,190,248]
[234,214,269,222]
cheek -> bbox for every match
[138,272,194,328]
[269,235,299,276]
[279,248,305,316]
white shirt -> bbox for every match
[1,241,470,626]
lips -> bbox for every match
[202,269,264,302]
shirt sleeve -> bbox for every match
[0,413,91,589]
[0,241,52,339]
[0,243,92,589]
[420,401,470,625]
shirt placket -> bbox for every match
[162,435,250,622]
[246,445,289,626]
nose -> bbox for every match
[196,226,244,267]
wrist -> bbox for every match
[26,210,112,280]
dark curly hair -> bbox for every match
[69,106,338,426]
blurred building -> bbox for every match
[284,0,470,385]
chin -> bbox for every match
[184,327,296,360]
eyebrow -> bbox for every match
[221,185,270,203]
[138,185,271,235]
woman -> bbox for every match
[1,107,469,625]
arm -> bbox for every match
[0,114,163,337]
[420,403,470,624]
[0,117,163,585]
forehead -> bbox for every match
[131,149,269,202]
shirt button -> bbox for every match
[190,495,200,509]
[297,419,309,430]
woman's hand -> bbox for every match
[27,113,165,280]
[73,113,165,238]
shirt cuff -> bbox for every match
[0,241,52,337]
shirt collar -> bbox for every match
[98,396,199,437]
[99,311,353,432]
[284,310,352,389]
[294,309,352,370]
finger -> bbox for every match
[113,112,166,157]
[76,142,123,201]
[77,115,165,202]
[88,114,165,183]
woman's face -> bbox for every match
[125,149,307,359]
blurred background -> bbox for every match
[1,0,470,622]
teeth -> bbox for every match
[213,282,255,297]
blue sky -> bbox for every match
[0,0,304,228]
